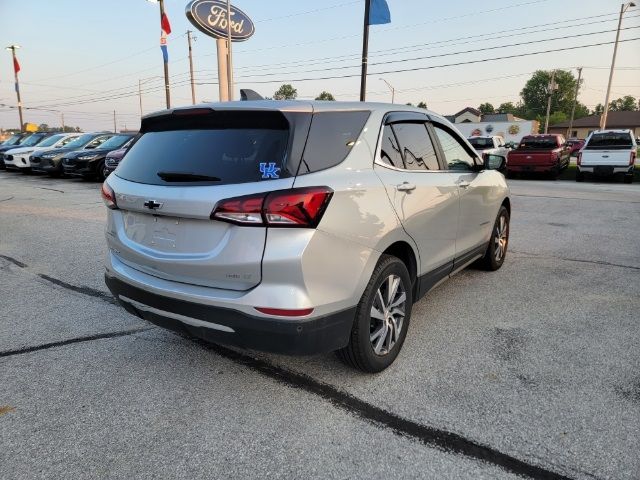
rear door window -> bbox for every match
[433,125,476,171]
[392,123,439,171]
[380,125,404,168]
[116,111,290,186]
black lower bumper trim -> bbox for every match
[105,274,355,355]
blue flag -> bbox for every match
[368,0,391,25]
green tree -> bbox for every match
[315,91,335,101]
[38,123,49,131]
[497,102,517,114]
[592,104,605,116]
[478,103,495,114]
[534,111,568,133]
[273,84,297,100]
[405,102,413,106]
[417,101,428,109]
[608,95,638,111]
[520,70,581,119]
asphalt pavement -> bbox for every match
[1,171,638,480]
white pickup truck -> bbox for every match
[467,136,511,158]
[576,129,637,183]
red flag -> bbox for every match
[13,56,20,74]
[161,13,172,35]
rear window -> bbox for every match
[518,137,558,149]
[585,132,633,150]
[468,137,493,148]
[297,111,370,174]
[116,111,290,186]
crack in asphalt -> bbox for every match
[35,186,64,193]
[0,252,591,479]
[511,250,640,271]
[0,327,153,358]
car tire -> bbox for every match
[96,161,106,182]
[336,254,413,373]
[575,171,585,182]
[478,206,509,271]
[624,174,633,184]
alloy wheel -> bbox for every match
[494,214,508,262]
[370,274,406,356]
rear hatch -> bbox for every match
[105,107,312,291]
[581,131,634,166]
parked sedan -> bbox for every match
[2,133,81,172]
[62,134,134,181]
[1,132,55,170]
[30,133,113,176]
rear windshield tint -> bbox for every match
[116,111,290,186]
[585,132,633,149]
[518,137,558,149]
[468,137,493,148]
[297,111,370,174]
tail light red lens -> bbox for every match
[254,307,314,317]
[211,186,333,228]
[101,182,118,209]
[576,152,582,166]
[630,151,636,166]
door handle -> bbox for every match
[396,182,416,192]
[458,181,471,189]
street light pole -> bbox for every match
[187,30,196,105]
[567,67,582,138]
[601,1,635,130]
[380,78,395,103]
[6,45,23,131]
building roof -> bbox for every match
[453,107,481,118]
[481,113,524,122]
[552,110,640,128]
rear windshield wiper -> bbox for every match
[157,171,221,182]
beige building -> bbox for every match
[549,111,640,139]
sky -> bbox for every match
[1,0,639,132]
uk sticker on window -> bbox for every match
[259,162,280,179]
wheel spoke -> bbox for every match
[374,323,388,354]
[388,292,406,309]
[370,305,385,321]
[387,275,400,305]
[376,289,386,312]
[370,325,385,343]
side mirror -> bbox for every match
[484,154,507,172]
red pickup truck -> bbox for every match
[507,134,571,178]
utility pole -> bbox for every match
[567,67,582,138]
[379,78,395,103]
[187,30,196,105]
[138,79,143,118]
[6,45,23,131]
[601,1,636,130]
[113,110,117,133]
[61,112,65,132]
[359,0,371,101]
[544,70,557,134]
[226,0,234,101]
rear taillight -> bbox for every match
[576,152,582,166]
[630,151,636,166]
[101,182,118,209]
[254,307,314,317]
[211,186,333,228]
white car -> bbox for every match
[467,135,511,158]
[576,129,637,183]
[3,133,82,171]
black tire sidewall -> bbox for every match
[486,206,510,270]
[353,257,413,372]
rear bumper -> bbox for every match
[507,163,558,173]
[578,165,633,176]
[105,273,355,355]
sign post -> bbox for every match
[185,0,254,102]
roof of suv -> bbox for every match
[144,100,447,122]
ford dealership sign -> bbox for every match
[185,0,255,41]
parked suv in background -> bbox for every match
[2,133,81,172]
[467,135,510,157]
[576,130,637,183]
[30,133,113,176]
[62,133,134,181]
[507,134,570,178]
[103,102,510,372]
[1,132,54,170]
[103,140,134,178]
[566,138,585,156]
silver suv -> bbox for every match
[103,101,510,372]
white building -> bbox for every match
[444,108,539,143]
